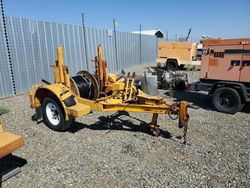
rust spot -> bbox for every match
[209,59,218,66]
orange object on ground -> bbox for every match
[0,123,24,158]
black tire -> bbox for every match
[166,60,178,71]
[212,87,244,114]
[179,64,185,69]
[42,97,73,131]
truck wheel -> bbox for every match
[212,87,244,114]
[42,97,73,131]
[166,60,178,71]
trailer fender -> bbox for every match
[29,84,76,121]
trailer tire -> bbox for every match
[42,97,73,131]
[166,60,178,71]
[212,87,244,114]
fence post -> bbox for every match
[113,18,118,71]
[139,24,142,65]
[82,13,89,71]
[0,0,16,95]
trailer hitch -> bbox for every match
[148,101,191,143]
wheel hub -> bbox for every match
[46,103,60,126]
[220,94,233,107]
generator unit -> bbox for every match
[193,38,250,113]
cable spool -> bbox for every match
[77,71,99,100]
[70,71,99,100]
[71,75,91,99]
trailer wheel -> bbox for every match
[166,60,178,71]
[42,97,73,131]
[212,87,244,114]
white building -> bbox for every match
[132,29,164,38]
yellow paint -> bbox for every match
[0,123,4,133]
[111,82,125,91]
[29,83,91,120]
[105,99,123,104]
[65,103,91,117]
[179,101,189,124]
[108,73,118,83]
[55,46,71,88]
[128,77,135,100]
[99,103,169,114]
[0,123,24,158]
[123,76,130,100]
[209,59,218,66]
[158,41,197,64]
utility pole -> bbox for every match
[166,31,168,41]
[113,18,118,71]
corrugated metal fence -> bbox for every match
[0,14,14,97]
[0,16,157,98]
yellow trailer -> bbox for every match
[29,45,191,143]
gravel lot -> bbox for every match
[0,65,249,188]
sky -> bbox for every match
[4,0,250,41]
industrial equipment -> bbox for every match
[157,41,200,71]
[192,38,250,113]
[151,68,189,91]
[29,45,190,143]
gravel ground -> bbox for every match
[0,65,249,188]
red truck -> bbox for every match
[193,38,250,114]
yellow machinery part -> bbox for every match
[29,83,91,120]
[54,46,71,88]
[0,123,24,158]
[65,103,91,117]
